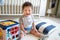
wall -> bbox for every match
[56,0,60,18]
[46,0,50,16]
[51,0,58,15]
[46,0,59,16]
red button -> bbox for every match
[12,36,15,39]
[15,31,17,33]
[11,31,14,34]
[16,34,19,38]
[15,27,18,29]
[16,29,19,31]
[11,28,14,32]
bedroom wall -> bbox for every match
[51,0,58,15]
[46,0,59,16]
[56,0,60,18]
[45,0,50,16]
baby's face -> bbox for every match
[23,6,32,16]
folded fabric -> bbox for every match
[24,26,32,33]
[43,25,56,34]
[36,22,56,35]
[36,22,46,30]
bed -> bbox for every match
[0,18,60,40]
[21,19,60,40]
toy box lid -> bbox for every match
[0,20,19,30]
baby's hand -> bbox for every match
[24,30,28,34]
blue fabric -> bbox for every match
[43,25,56,34]
[24,26,32,33]
[36,22,46,30]
[24,27,32,31]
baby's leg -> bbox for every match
[20,30,25,38]
[20,33,24,38]
[30,29,43,38]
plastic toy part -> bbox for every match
[0,21,15,26]
[0,28,3,40]
[0,28,3,37]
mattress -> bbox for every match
[1,19,59,40]
[35,19,60,40]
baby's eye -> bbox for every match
[28,9,30,11]
[24,10,27,11]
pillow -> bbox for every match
[36,22,46,30]
[43,25,56,34]
[36,22,56,35]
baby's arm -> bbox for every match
[20,23,28,34]
[20,23,24,31]
[32,22,37,31]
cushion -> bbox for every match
[36,22,46,30]
[36,22,56,35]
[43,25,56,34]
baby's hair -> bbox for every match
[22,2,33,10]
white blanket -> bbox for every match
[37,19,60,40]
[21,19,60,40]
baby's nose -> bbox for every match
[27,11,29,13]
[26,11,30,14]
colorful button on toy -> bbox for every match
[12,36,15,39]
[7,29,10,32]
[15,31,17,33]
[11,28,14,31]
[11,31,15,34]
[16,34,19,38]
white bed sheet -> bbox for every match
[38,19,60,40]
[21,19,60,40]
